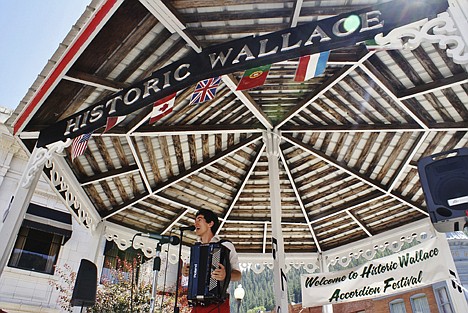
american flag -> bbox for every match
[189,77,221,105]
[71,132,92,161]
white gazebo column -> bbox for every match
[0,145,46,276]
[0,140,71,277]
[264,130,289,313]
[319,253,333,313]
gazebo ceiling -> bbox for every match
[9,0,468,254]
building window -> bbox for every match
[435,286,454,313]
[8,227,63,275]
[101,240,147,284]
[410,294,430,313]
[389,299,406,313]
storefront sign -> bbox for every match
[37,0,448,147]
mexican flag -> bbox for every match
[236,64,271,91]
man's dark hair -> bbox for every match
[196,208,220,234]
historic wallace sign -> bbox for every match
[37,0,448,147]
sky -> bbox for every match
[0,0,91,110]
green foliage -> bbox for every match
[247,305,266,313]
[229,266,307,312]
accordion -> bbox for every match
[187,242,231,304]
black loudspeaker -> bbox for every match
[417,148,468,232]
[71,259,98,307]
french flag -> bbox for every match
[294,51,330,82]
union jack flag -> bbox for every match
[71,132,93,161]
[189,77,221,105]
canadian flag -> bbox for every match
[149,93,176,124]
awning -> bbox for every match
[23,203,73,243]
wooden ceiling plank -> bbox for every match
[359,64,432,128]
[423,93,455,123]
[172,135,186,173]
[110,136,141,196]
[342,75,400,124]
[280,147,321,251]
[187,134,198,167]
[310,193,386,225]
[354,132,379,169]
[397,73,468,101]
[364,132,396,178]
[158,136,175,178]
[378,132,414,185]
[218,143,265,233]
[342,132,363,164]
[331,132,348,160]
[283,134,429,216]
[114,28,173,82]
[142,136,164,184]
[80,164,139,186]
[280,123,424,133]
[332,84,381,124]
[345,211,373,237]
[102,191,151,219]
[134,124,264,136]
[201,134,210,161]
[63,70,125,91]
[152,134,262,194]
[127,135,153,194]
[200,168,238,188]
[277,51,375,129]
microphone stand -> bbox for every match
[149,242,162,313]
[173,229,187,313]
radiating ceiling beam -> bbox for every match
[397,73,468,100]
[218,143,266,233]
[359,64,429,130]
[346,211,373,237]
[127,134,153,193]
[152,134,262,194]
[289,0,304,28]
[140,0,274,130]
[276,51,376,129]
[279,146,321,252]
[132,125,264,136]
[80,164,140,186]
[282,134,429,216]
[387,131,429,192]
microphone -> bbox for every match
[179,225,195,231]
[138,233,180,245]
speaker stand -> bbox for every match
[149,243,163,313]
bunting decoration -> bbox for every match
[189,77,221,105]
[149,93,176,124]
[236,64,271,91]
[103,115,126,133]
[71,132,93,161]
[294,51,330,82]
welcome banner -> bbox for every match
[301,236,453,307]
